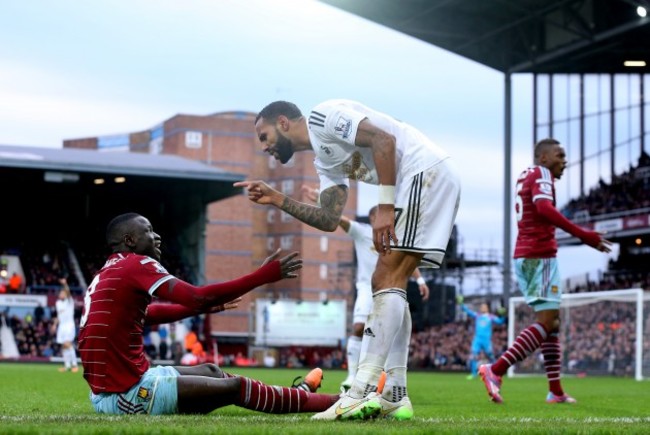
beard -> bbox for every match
[274,130,295,164]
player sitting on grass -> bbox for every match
[78,212,339,415]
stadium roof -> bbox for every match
[319,0,650,295]
[0,144,245,251]
[320,0,650,74]
[0,144,243,184]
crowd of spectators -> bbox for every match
[277,347,345,370]
[561,151,650,220]
[3,238,648,379]
[511,298,646,377]
[405,266,649,376]
[408,316,507,371]
[3,308,64,359]
[568,270,650,293]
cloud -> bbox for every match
[0,61,181,146]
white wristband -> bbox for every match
[378,184,395,205]
[416,277,426,286]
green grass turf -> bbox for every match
[0,363,648,434]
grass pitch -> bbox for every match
[0,363,648,434]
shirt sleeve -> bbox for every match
[315,162,349,192]
[531,166,555,203]
[461,304,477,318]
[311,102,368,192]
[310,102,367,147]
[347,220,369,242]
[132,256,175,296]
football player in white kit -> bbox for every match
[53,277,79,372]
[302,186,430,392]
[235,99,461,421]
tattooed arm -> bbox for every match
[234,179,348,232]
[354,118,396,188]
[281,184,348,231]
[353,118,399,253]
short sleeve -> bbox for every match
[531,167,554,203]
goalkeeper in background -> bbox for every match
[456,295,505,380]
[479,139,612,405]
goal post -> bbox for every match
[507,288,649,381]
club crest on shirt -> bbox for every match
[153,262,168,274]
[342,151,371,181]
[137,387,151,400]
[334,116,352,139]
[140,257,169,274]
[551,285,558,294]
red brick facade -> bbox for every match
[64,111,357,337]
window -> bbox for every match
[185,131,202,149]
[281,211,293,223]
[280,235,294,250]
[281,179,294,195]
[319,264,328,280]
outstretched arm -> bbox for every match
[235,180,348,232]
[461,304,477,319]
[154,251,301,311]
[535,200,612,252]
[301,184,351,232]
[145,298,242,325]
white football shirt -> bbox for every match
[307,99,449,191]
[347,220,377,287]
[55,297,75,326]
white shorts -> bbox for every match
[56,322,76,344]
[394,158,461,268]
[352,282,373,324]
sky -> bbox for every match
[0,0,614,293]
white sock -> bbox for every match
[351,288,407,398]
[63,348,71,369]
[345,336,362,380]
[383,304,411,402]
[69,347,78,367]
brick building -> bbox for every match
[63,110,357,341]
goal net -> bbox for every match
[507,288,649,381]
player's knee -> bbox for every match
[541,318,559,334]
[201,363,224,378]
[551,318,560,333]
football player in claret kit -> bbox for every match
[77,212,338,415]
[479,138,612,404]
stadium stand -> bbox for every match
[562,152,650,220]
